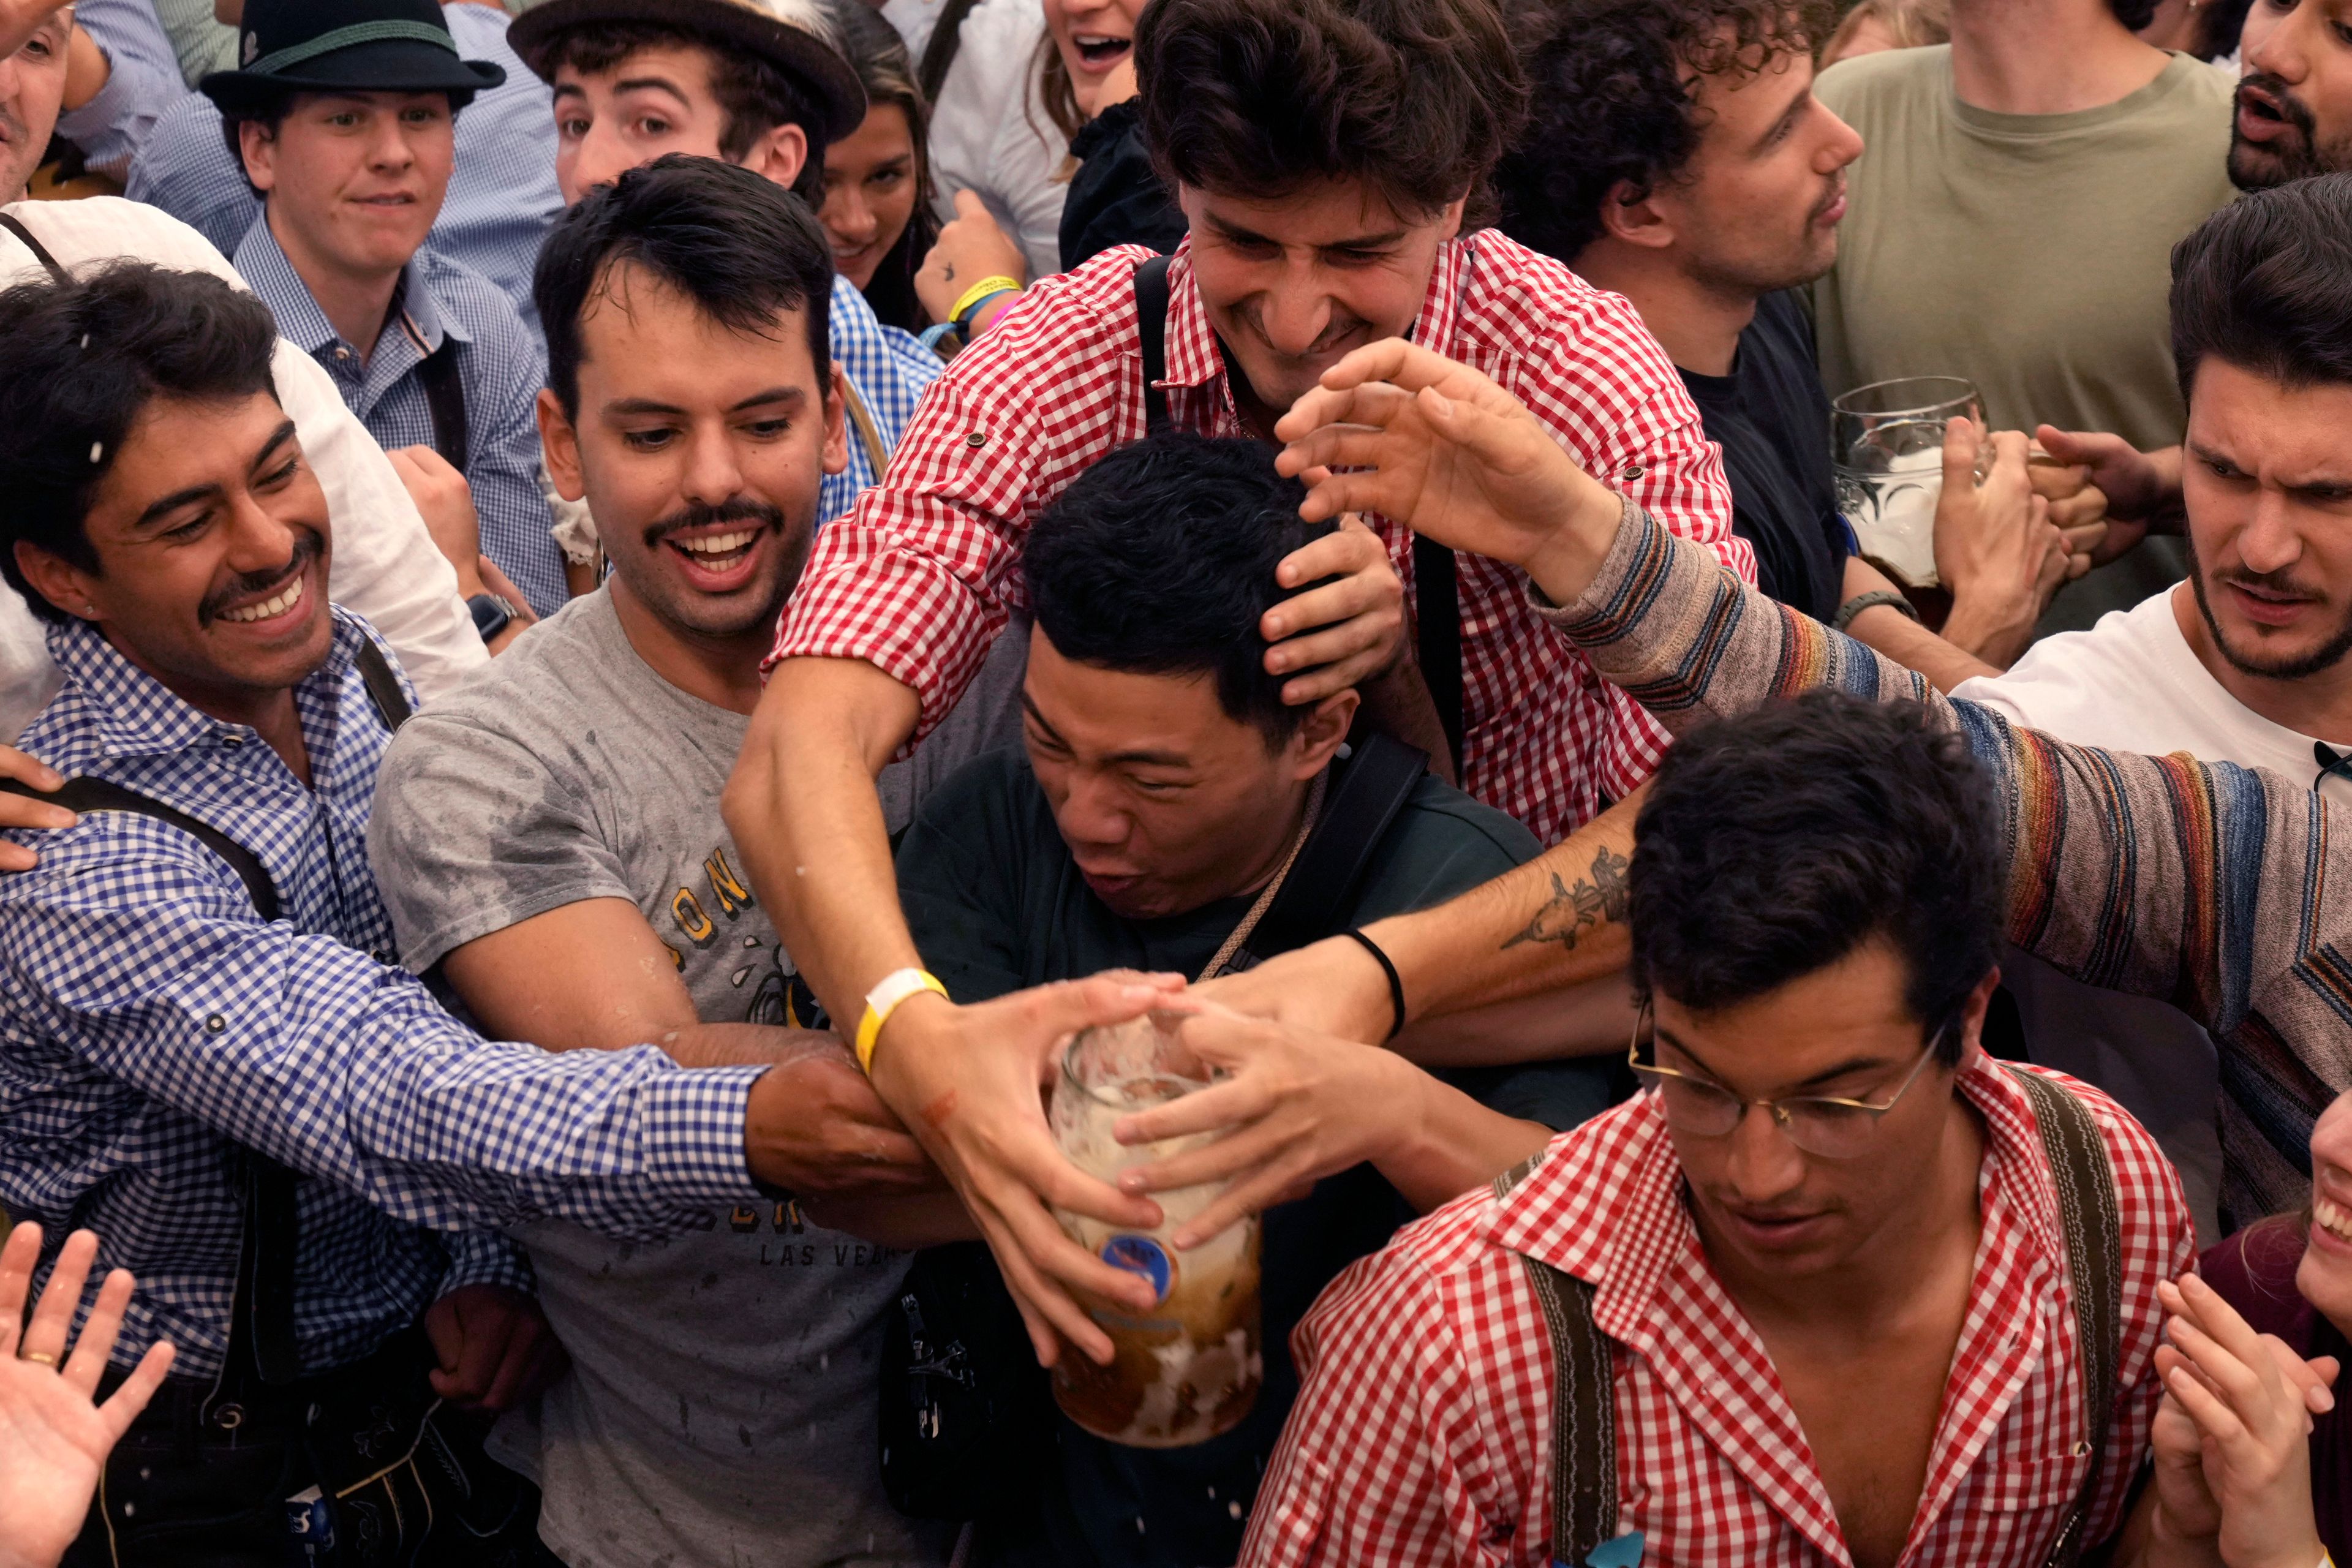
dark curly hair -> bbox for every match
[1137,0,1526,224]
[1496,0,1833,264]
[1629,691,2002,1061]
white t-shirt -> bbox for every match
[0,200,485,740]
[914,0,1069,281]
[1955,587,2352,1235]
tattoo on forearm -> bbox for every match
[1501,847,1630,952]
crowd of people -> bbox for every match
[0,0,2350,1563]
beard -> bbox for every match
[628,494,810,639]
[2187,533,2352,680]
[2228,74,2352,189]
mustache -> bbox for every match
[642,497,786,551]
[2214,561,2324,602]
[2239,73,2318,140]
[198,528,323,626]
[1234,300,1373,363]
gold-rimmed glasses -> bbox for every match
[1626,1003,1951,1159]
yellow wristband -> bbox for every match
[949,276,1022,324]
[854,968,947,1074]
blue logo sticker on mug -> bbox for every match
[1101,1235,1175,1303]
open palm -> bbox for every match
[1272,339,1619,584]
[0,1224,174,1568]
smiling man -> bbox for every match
[725,0,1749,1370]
[0,255,971,1561]
[207,0,566,617]
[367,156,961,1568]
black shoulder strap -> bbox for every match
[1133,255,1173,437]
[353,636,414,732]
[2007,1066,2123,1568]
[1493,1153,1619,1567]
[1414,538,1464,777]
[417,336,470,472]
[1232,732,1427,967]
[0,775,281,920]
[0,211,70,284]
[917,0,985,103]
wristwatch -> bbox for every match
[467,591,521,644]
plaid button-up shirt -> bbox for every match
[0,612,764,1377]
[771,232,1747,844]
[234,220,567,619]
[1245,1061,2193,1568]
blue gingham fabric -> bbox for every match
[124,2,563,338]
[824,274,943,519]
[0,612,764,1376]
[52,0,184,178]
[235,221,567,616]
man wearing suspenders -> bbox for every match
[205,0,566,620]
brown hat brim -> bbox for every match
[508,0,866,145]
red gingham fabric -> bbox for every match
[769,232,1749,842]
[1238,1058,2194,1568]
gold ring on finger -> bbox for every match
[20,1349,58,1366]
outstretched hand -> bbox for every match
[0,1224,176,1568]
[1272,341,1625,604]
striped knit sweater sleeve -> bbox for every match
[1541,499,2352,1212]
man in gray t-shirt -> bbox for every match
[369,161,998,1567]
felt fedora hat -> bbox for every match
[201,0,507,114]
[508,0,866,145]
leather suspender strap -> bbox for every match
[0,211,70,284]
[2008,1066,2123,1568]
[1132,255,1173,437]
[1492,1153,1619,1568]
[916,0,983,104]
[0,775,282,919]
[1414,536,1464,777]
[353,636,414,732]
[843,374,893,481]
[1231,731,1428,967]
[417,336,470,472]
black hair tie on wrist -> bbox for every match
[1341,929,1406,1043]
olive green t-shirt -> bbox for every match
[1809,46,2238,630]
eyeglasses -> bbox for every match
[1626,1003,1951,1159]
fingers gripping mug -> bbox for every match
[1048,1014,1263,1447]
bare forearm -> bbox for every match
[1845,603,1999,692]
[1363,790,1639,1028]
[650,1023,844,1069]
[723,658,925,1036]
[1375,1077,1553,1213]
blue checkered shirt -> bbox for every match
[0,612,765,1376]
[235,220,567,618]
[825,277,943,518]
[124,2,562,338]
[52,0,184,179]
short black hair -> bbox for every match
[1496,0,1833,264]
[1026,433,1334,743]
[1629,692,2002,1061]
[539,21,826,205]
[535,154,834,422]
[2171,172,2352,403]
[0,263,281,624]
[2110,0,2159,30]
[1136,0,1525,225]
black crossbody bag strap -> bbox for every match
[1414,538,1464,777]
[417,336,470,472]
[2008,1067,2124,1568]
[0,211,70,284]
[1229,732,1427,968]
[1490,1154,1619,1567]
[916,0,984,103]
[353,636,414,731]
[1132,255,1173,436]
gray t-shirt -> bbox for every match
[368,590,954,1568]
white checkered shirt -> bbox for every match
[771,232,1747,843]
[1240,1060,2193,1567]
[0,612,764,1376]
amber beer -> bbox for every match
[1049,1016,1262,1447]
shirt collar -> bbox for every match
[1158,232,1474,394]
[1490,1052,2062,1310]
[231,217,464,359]
[45,609,369,762]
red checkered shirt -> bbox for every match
[770,232,1747,842]
[1239,1058,2193,1568]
